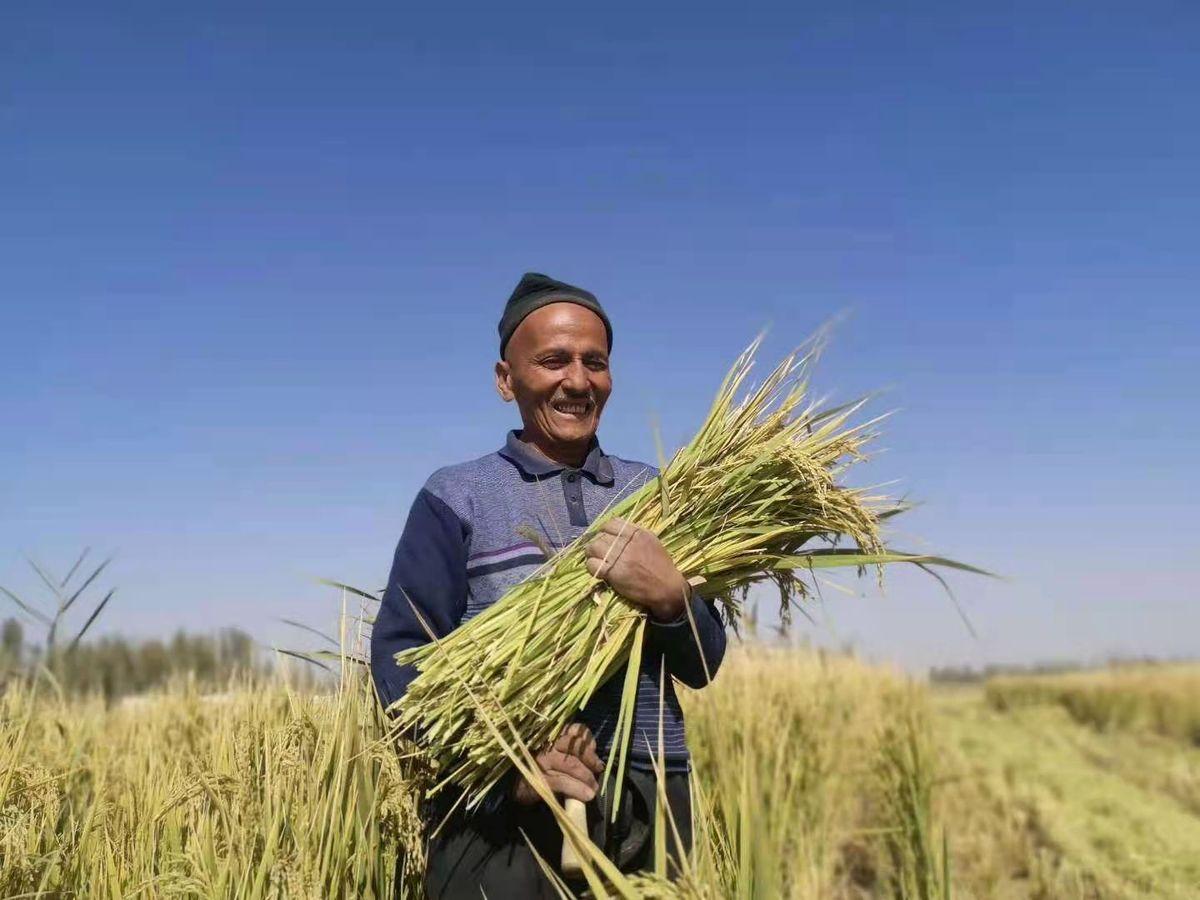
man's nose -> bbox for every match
[562,360,590,393]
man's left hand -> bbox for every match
[584,518,690,622]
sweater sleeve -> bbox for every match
[370,485,518,815]
[646,591,727,689]
[370,485,470,713]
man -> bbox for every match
[370,272,727,898]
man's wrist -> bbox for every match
[647,577,692,623]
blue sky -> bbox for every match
[2,2,1197,669]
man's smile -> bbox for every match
[550,399,593,418]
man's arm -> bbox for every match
[369,486,470,712]
[583,518,728,689]
[646,589,727,689]
[371,483,599,815]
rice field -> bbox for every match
[2,649,1199,898]
[985,663,1200,745]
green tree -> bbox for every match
[1,617,23,669]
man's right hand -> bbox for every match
[512,723,604,806]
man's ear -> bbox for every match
[494,359,515,402]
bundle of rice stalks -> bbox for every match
[395,335,977,806]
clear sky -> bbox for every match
[2,2,1197,670]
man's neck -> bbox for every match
[516,429,591,469]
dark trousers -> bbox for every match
[409,769,692,900]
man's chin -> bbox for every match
[551,427,597,446]
[545,418,598,446]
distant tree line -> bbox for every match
[929,655,1197,683]
[0,617,274,701]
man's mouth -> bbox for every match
[550,399,593,417]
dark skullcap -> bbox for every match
[498,272,613,358]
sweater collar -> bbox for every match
[498,429,615,485]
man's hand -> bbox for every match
[512,723,605,806]
[584,518,691,622]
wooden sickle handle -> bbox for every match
[560,797,589,877]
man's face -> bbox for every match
[495,302,612,454]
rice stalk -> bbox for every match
[395,334,982,806]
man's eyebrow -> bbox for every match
[533,346,607,359]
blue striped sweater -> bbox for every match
[370,429,727,777]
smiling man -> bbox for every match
[370,272,728,898]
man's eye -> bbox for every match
[586,359,609,371]
[541,358,567,369]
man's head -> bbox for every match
[495,273,613,464]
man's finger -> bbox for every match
[542,749,599,791]
[585,535,625,580]
[553,724,584,752]
[574,737,603,774]
[585,533,614,559]
[590,531,632,569]
[557,722,592,743]
[557,723,594,758]
[543,747,598,784]
[600,517,634,537]
[559,727,584,756]
[600,521,639,555]
[545,772,597,804]
[561,729,602,774]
